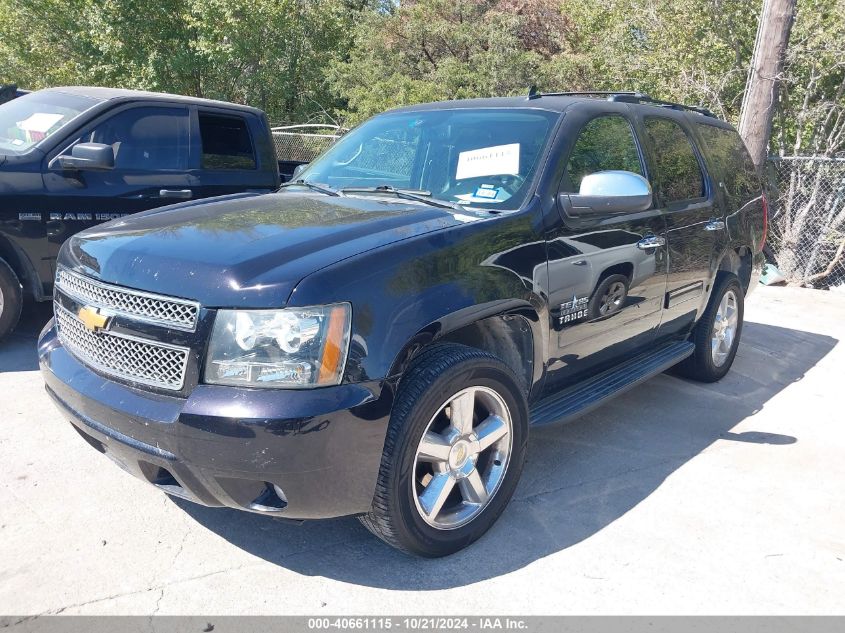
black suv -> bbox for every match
[38,92,766,557]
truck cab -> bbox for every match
[0,87,281,338]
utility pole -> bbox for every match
[738,0,796,167]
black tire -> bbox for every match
[0,258,23,341]
[359,344,528,557]
[589,273,629,319]
[675,273,744,382]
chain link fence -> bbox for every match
[767,156,845,289]
[271,124,346,164]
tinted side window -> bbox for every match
[199,113,256,170]
[696,124,760,204]
[85,107,190,170]
[642,117,704,203]
[562,115,643,192]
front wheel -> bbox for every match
[360,344,528,557]
[675,273,744,382]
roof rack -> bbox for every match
[527,87,641,100]
[608,93,716,118]
[525,87,717,118]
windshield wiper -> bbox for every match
[340,185,464,211]
[278,179,342,197]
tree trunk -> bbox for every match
[738,0,796,167]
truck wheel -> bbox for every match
[589,273,629,318]
[675,273,744,383]
[360,344,528,557]
[0,258,23,340]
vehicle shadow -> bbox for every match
[0,302,53,373]
[162,320,837,589]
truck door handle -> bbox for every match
[636,236,666,250]
[159,189,193,199]
[704,220,726,231]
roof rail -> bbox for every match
[524,87,718,118]
[526,87,641,101]
[608,93,717,118]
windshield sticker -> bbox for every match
[450,213,481,223]
[455,188,512,204]
[17,112,65,134]
[456,143,520,180]
[474,184,500,199]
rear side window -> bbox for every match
[642,117,705,203]
[562,115,643,192]
[84,107,191,170]
[199,113,256,170]
[696,124,760,204]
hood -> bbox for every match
[61,191,476,308]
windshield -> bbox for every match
[0,92,100,154]
[298,108,560,210]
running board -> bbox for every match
[529,340,694,426]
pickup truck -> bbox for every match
[38,91,766,557]
[0,86,283,339]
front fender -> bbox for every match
[288,209,549,392]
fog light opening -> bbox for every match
[248,482,288,512]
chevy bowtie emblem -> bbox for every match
[77,306,111,333]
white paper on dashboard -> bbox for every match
[456,143,520,180]
[17,113,65,134]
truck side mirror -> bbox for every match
[54,142,115,171]
[559,170,652,216]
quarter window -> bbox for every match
[83,107,191,171]
[642,117,705,203]
[199,113,256,170]
[562,115,643,192]
[696,124,760,204]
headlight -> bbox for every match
[204,303,351,388]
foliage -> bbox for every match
[1,0,843,154]
[777,0,845,156]
[328,0,579,123]
[0,0,359,123]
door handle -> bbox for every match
[636,235,666,250]
[159,189,193,199]
[572,260,588,266]
[704,220,726,231]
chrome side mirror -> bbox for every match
[560,170,653,216]
[291,163,308,180]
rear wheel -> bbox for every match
[675,273,744,382]
[0,258,23,341]
[360,344,528,557]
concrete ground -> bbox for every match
[0,285,842,615]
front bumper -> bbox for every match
[38,319,392,519]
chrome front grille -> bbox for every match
[55,303,190,391]
[56,268,199,331]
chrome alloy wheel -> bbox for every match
[412,386,513,530]
[599,281,626,315]
[711,289,739,367]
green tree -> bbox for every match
[0,0,359,123]
[328,0,577,123]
